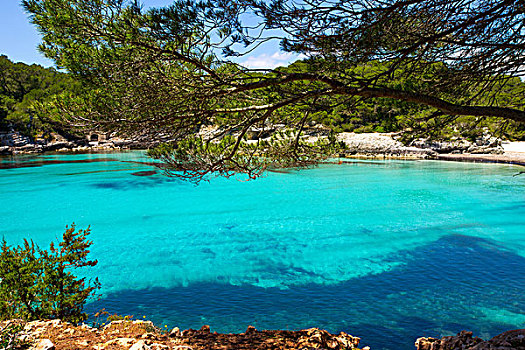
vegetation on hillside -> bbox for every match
[0,55,82,137]
[1,53,524,150]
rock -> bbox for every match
[410,138,472,153]
[487,329,525,349]
[337,132,434,157]
[199,325,211,333]
[410,135,504,155]
[297,328,360,349]
[245,325,256,334]
[129,340,150,350]
[415,329,525,350]
[338,132,406,153]
[30,339,55,350]
[169,327,181,337]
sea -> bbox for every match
[1,151,524,349]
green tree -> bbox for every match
[22,0,525,181]
[0,55,82,137]
[0,225,100,324]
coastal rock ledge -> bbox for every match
[1,319,361,350]
[3,319,525,350]
[416,330,525,350]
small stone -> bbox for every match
[245,325,256,334]
[199,325,210,333]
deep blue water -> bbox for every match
[1,151,524,350]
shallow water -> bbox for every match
[1,152,524,349]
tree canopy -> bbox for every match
[22,0,525,180]
[0,55,82,136]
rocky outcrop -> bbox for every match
[0,130,146,155]
[0,131,80,154]
[337,132,435,157]
[0,129,509,158]
[3,319,525,350]
[336,132,505,157]
[1,319,362,350]
[410,134,504,154]
[416,330,525,350]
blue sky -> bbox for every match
[0,0,299,69]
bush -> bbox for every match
[0,224,100,324]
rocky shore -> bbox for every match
[1,319,361,350]
[336,132,505,157]
[2,319,524,350]
[0,131,159,155]
[416,330,525,350]
[2,129,525,168]
[336,132,525,167]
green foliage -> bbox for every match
[283,59,525,141]
[0,225,100,324]
[0,55,82,136]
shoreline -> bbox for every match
[2,319,523,350]
[338,152,525,167]
[2,131,525,169]
[3,148,525,169]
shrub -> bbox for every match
[0,321,26,350]
[0,224,100,324]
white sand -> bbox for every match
[502,142,525,153]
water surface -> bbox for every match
[1,152,524,349]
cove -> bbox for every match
[1,151,524,350]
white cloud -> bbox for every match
[241,51,304,69]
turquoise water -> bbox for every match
[1,151,524,349]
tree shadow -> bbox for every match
[87,234,525,350]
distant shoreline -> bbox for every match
[2,131,525,168]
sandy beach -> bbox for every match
[435,141,525,166]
